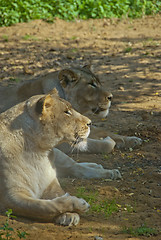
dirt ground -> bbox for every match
[0,15,161,240]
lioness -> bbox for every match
[0,89,92,225]
[0,65,141,179]
[0,65,141,150]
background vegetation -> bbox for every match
[0,0,160,27]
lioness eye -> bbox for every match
[89,82,97,88]
[64,110,72,115]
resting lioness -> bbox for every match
[0,65,141,179]
[0,89,93,225]
[0,65,141,150]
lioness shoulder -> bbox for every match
[0,89,91,225]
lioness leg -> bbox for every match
[90,126,142,149]
[57,137,116,154]
[107,133,142,149]
[5,190,89,224]
[52,148,121,179]
[41,179,88,226]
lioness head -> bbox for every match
[26,89,91,151]
[58,65,112,118]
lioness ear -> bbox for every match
[35,94,53,115]
[48,88,59,97]
[58,69,78,88]
[83,64,93,72]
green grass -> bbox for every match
[0,209,28,240]
[122,225,159,237]
[76,187,119,217]
[2,35,9,42]
[124,47,132,53]
[0,0,160,27]
[9,77,21,83]
[22,34,39,41]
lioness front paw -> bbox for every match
[104,169,122,180]
[126,136,142,148]
[55,212,80,226]
[116,136,142,149]
[110,169,122,180]
[72,197,90,213]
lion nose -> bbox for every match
[87,121,92,127]
[106,93,113,101]
[108,95,113,101]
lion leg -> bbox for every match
[52,148,121,179]
[90,126,142,149]
[56,137,115,154]
[106,133,142,149]
[86,137,115,153]
[41,179,87,226]
[4,190,89,225]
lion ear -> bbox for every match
[35,94,53,115]
[58,69,78,88]
[48,88,59,97]
[82,64,93,72]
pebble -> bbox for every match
[94,236,103,240]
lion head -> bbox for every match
[26,89,91,151]
[4,65,112,119]
[58,65,113,118]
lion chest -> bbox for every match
[24,153,56,197]
[4,152,57,198]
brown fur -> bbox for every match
[0,89,91,225]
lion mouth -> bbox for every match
[92,107,107,115]
[73,137,84,145]
[72,137,87,151]
[71,134,88,152]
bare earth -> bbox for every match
[0,15,161,240]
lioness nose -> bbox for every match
[87,121,92,127]
[108,94,113,101]
[104,92,113,102]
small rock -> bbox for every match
[94,236,103,240]
[118,86,125,91]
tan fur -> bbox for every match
[0,65,141,150]
[0,89,91,225]
[0,65,141,180]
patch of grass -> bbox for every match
[2,35,9,42]
[0,209,28,240]
[122,225,159,237]
[22,34,38,41]
[124,47,132,53]
[70,36,78,40]
[76,187,119,217]
[9,77,20,83]
[71,48,78,53]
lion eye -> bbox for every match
[89,82,97,88]
[64,110,72,115]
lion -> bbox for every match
[0,89,94,225]
[0,65,141,179]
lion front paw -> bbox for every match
[116,136,142,149]
[104,169,122,180]
[72,197,90,213]
[55,212,80,226]
[124,136,142,149]
[110,169,122,180]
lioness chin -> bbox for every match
[0,89,91,225]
